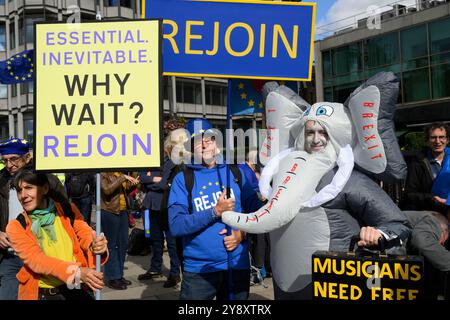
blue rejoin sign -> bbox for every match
[144,0,316,81]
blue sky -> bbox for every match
[311,0,417,39]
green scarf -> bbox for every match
[29,200,57,245]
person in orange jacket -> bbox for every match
[6,169,108,300]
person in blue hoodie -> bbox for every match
[168,118,262,300]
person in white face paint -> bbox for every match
[304,120,384,248]
[304,120,329,154]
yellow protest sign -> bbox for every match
[34,20,162,172]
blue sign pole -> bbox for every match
[226,79,234,300]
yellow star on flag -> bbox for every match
[248,99,255,107]
[202,186,206,190]
[199,191,203,195]
[240,92,247,100]
[215,182,219,186]
[208,182,212,186]
[258,102,263,108]
[238,83,244,89]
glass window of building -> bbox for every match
[401,24,428,71]
[0,24,5,51]
[0,0,4,5]
[24,115,33,144]
[324,87,332,102]
[11,84,16,97]
[0,84,7,99]
[332,43,362,75]
[332,82,359,103]
[25,15,44,43]
[20,81,33,94]
[18,18,24,45]
[429,17,450,54]
[402,68,430,102]
[322,50,332,86]
[104,0,133,7]
[365,33,399,68]
[9,21,15,50]
[431,64,450,99]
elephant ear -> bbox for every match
[259,82,309,166]
[345,72,406,182]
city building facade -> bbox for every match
[315,0,450,129]
[0,0,242,143]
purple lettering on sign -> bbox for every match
[97,134,117,157]
[138,50,147,63]
[116,50,125,63]
[82,31,91,45]
[57,32,67,46]
[104,51,113,64]
[93,31,106,44]
[46,32,55,46]
[64,51,73,65]
[65,135,79,157]
[44,136,59,157]
[133,133,151,156]
[121,134,126,156]
[69,31,79,45]
[81,135,92,157]
[137,30,145,43]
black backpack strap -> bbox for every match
[182,166,195,214]
[16,213,27,229]
[229,164,243,191]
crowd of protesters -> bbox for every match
[0,120,449,300]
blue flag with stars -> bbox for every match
[0,49,34,84]
[229,79,298,116]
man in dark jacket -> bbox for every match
[137,139,181,288]
[65,173,95,225]
[0,137,68,300]
[403,123,450,216]
[405,210,450,299]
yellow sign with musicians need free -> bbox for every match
[34,20,163,172]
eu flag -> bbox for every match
[229,79,298,116]
[0,49,34,84]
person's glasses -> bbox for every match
[193,136,216,149]
[429,135,447,141]
[0,156,23,165]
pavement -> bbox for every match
[100,216,274,300]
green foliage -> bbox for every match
[402,132,426,151]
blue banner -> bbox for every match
[144,0,316,81]
[229,79,297,115]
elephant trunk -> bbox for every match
[222,148,337,233]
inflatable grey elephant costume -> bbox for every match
[222,72,411,299]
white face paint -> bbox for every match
[304,120,329,154]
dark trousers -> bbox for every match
[38,286,94,300]
[249,233,271,270]
[148,210,180,276]
[180,269,250,300]
[0,253,23,300]
[72,196,93,226]
[101,210,129,281]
